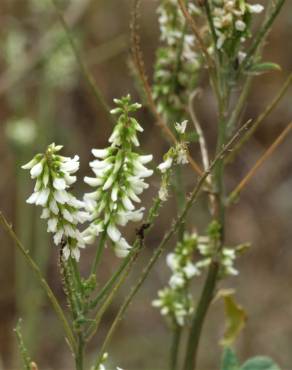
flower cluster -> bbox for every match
[96,353,124,370]
[158,121,189,202]
[22,143,88,261]
[153,222,245,325]
[82,95,153,258]
[152,233,199,326]
[153,0,202,121]
[211,0,264,56]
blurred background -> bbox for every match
[0,0,292,369]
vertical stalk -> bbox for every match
[170,325,182,370]
[183,74,230,370]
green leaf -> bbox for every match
[216,290,247,346]
[240,357,281,370]
[246,62,281,75]
[221,347,240,370]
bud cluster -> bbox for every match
[153,0,202,121]
[211,0,264,56]
[22,143,88,261]
[152,232,199,326]
[82,95,153,258]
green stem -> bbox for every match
[75,335,84,370]
[170,325,181,370]
[89,255,132,309]
[91,231,107,276]
[183,262,219,370]
[0,212,77,353]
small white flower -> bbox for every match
[235,20,246,32]
[248,4,264,14]
[115,237,131,258]
[30,161,43,178]
[158,157,173,173]
[175,120,188,134]
[107,223,121,243]
[169,273,185,289]
[53,177,66,190]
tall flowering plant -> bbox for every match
[0,0,290,370]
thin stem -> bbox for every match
[229,121,292,202]
[183,262,219,370]
[89,256,132,309]
[91,231,107,276]
[227,73,292,163]
[92,121,251,368]
[50,0,112,122]
[0,212,77,353]
[170,325,181,370]
[75,335,84,370]
[86,198,162,340]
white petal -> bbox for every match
[92,148,109,158]
[157,157,173,173]
[36,188,50,206]
[63,245,71,260]
[122,196,134,211]
[54,190,69,204]
[248,4,264,13]
[107,224,121,243]
[53,230,63,245]
[49,199,59,215]
[53,177,66,190]
[62,208,74,223]
[138,154,153,164]
[41,208,50,219]
[30,162,43,178]
[114,237,131,258]
[21,158,37,170]
[47,218,58,232]
[26,192,38,204]
[71,247,80,261]
[103,174,115,190]
[84,176,103,187]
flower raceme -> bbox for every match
[82,95,153,258]
[22,143,88,261]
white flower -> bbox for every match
[175,120,188,134]
[114,237,131,258]
[169,273,185,289]
[248,4,264,14]
[22,143,88,261]
[83,95,152,258]
[30,161,43,178]
[235,20,246,32]
[107,223,121,243]
[158,157,173,173]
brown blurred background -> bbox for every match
[0,0,292,369]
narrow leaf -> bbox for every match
[246,62,281,75]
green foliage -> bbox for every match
[221,348,282,370]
